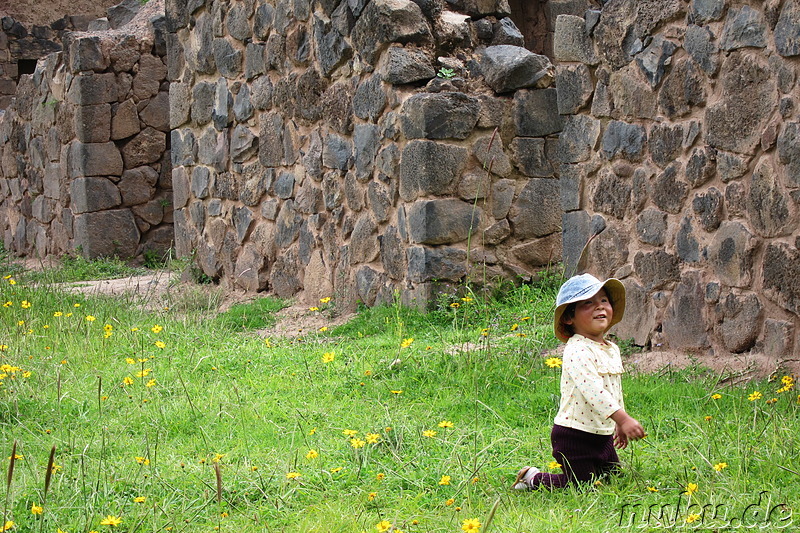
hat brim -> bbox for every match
[553,278,626,342]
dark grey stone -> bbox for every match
[213,38,242,78]
[720,6,767,51]
[380,46,435,84]
[258,112,284,167]
[556,64,593,114]
[489,178,514,219]
[68,35,108,73]
[70,177,121,213]
[601,120,645,161]
[592,169,630,220]
[273,170,296,199]
[636,35,677,88]
[140,92,170,132]
[633,250,680,291]
[350,213,379,263]
[67,72,118,105]
[685,24,718,75]
[231,125,258,163]
[173,167,190,209]
[376,143,401,178]
[353,75,387,122]
[708,221,757,288]
[559,163,583,211]
[650,162,688,214]
[480,45,554,93]
[649,123,684,169]
[725,181,747,218]
[107,0,142,28]
[252,76,273,110]
[234,84,255,123]
[321,81,355,135]
[553,14,598,64]
[355,266,386,306]
[74,103,111,143]
[472,135,512,177]
[212,78,232,131]
[399,140,469,201]
[354,123,381,181]
[322,170,344,211]
[508,178,561,238]
[691,0,723,23]
[658,58,706,119]
[313,14,353,77]
[74,209,140,259]
[270,249,302,297]
[511,233,563,268]
[407,245,467,282]
[686,147,716,188]
[351,0,431,65]
[211,172,238,201]
[513,88,562,137]
[717,151,748,182]
[245,43,267,80]
[747,158,796,238]
[761,319,795,358]
[197,129,228,172]
[776,1,800,57]
[296,178,324,214]
[380,225,406,280]
[492,17,524,46]
[763,242,800,315]
[483,219,511,245]
[254,2,275,39]
[662,271,710,350]
[612,280,656,346]
[227,2,253,41]
[322,133,353,171]
[275,199,302,249]
[400,92,479,140]
[608,63,658,119]
[635,207,667,246]
[304,130,324,180]
[68,141,123,178]
[512,138,554,177]
[778,122,800,187]
[716,291,762,352]
[191,166,210,199]
[191,81,215,125]
[692,187,723,232]
[556,114,600,163]
[239,165,273,206]
[344,172,365,211]
[407,199,480,245]
[286,25,311,66]
[676,216,700,263]
[561,210,590,276]
[233,206,254,243]
[119,126,166,169]
[118,166,157,207]
[171,129,196,167]
[295,68,327,123]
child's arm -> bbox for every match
[610,409,645,449]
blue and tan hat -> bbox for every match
[553,273,626,342]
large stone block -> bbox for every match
[472,134,512,177]
[350,213,380,263]
[353,75,387,122]
[407,245,467,282]
[407,199,481,245]
[74,103,111,143]
[592,168,631,220]
[68,35,108,73]
[612,280,656,346]
[513,88,562,137]
[650,162,688,214]
[67,73,118,105]
[662,271,710,351]
[111,99,141,140]
[400,92,480,140]
[707,220,757,288]
[74,209,140,258]
[118,166,158,207]
[69,141,123,178]
[777,122,800,187]
[633,250,679,290]
[508,178,561,238]
[692,187,723,232]
[556,64,592,114]
[601,120,645,161]
[716,292,762,353]
[553,14,598,64]
[380,46,435,85]
[399,140,468,201]
[719,6,767,51]
[480,45,554,93]
[120,127,166,168]
[510,232,562,268]
[763,242,800,316]
[608,63,658,120]
[776,1,800,57]
[684,25,718,75]
[556,115,600,163]
[351,0,432,65]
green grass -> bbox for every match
[0,265,797,532]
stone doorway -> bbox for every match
[507,0,548,55]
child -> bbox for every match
[513,273,645,490]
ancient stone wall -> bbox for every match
[166,0,569,308]
[0,0,174,261]
[557,0,800,358]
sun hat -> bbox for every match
[553,273,626,342]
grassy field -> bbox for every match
[0,258,797,532]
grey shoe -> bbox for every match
[512,466,540,490]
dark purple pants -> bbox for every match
[531,424,619,489]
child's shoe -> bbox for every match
[512,466,540,490]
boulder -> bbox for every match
[400,92,480,140]
[480,45,554,93]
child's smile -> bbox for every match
[564,288,613,343]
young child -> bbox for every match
[513,273,645,490]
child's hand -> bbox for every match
[610,410,645,449]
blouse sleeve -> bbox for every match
[563,344,622,420]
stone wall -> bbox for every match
[557,0,800,358]
[0,0,174,261]
[166,0,570,308]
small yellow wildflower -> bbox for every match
[545,357,563,368]
[99,515,122,526]
[439,475,451,485]
[122,377,134,386]
[480,328,489,337]
[309,427,317,435]
[748,391,763,401]
[103,324,113,332]
[400,337,414,348]
[133,497,146,503]
[366,433,381,444]
[322,352,335,363]
[510,323,518,331]
[31,503,43,514]
[319,326,328,332]
[151,325,163,333]
[306,449,319,459]
[368,492,377,501]
[154,341,166,349]
[212,453,225,463]
[376,473,385,481]
[73,303,80,307]
[548,461,562,470]
[390,390,403,394]
[343,429,357,437]
[350,438,366,448]
[134,456,150,465]
[309,306,320,311]
[766,397,778,404]
[85,315,96,322]
[423,430,437,438]
[375,520,391,533]
[126,358,135,364]
[462,518,482,533]
[450,302,460,308]
[711,393,722,399]
[320,297,331,304]
[145,379,156,387]
[438,420,454,428]
[445,498,455,506]
[713,462,728,472]
[684,482,698,496]
[331,467,343,473]
[21,300,31,309]
[647,486,659,492]
[286,472,301,479]
[704,416,712,421]
[686,514,701,523]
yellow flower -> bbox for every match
[713,462,728,472]
[647,486,659,492]
[439,475,451,485]
[445,498,455,506]
[400,337,414,348]
[766,397,778,404]
[154,341,166,349]
[375,520,391,532]
[21,300,31,309]
[462,518,481,533]
[684,482,698,496]
[212,453,225,463]
[130,327,139,332]
[461,296,473,302]
[309,427,317,435]
[704,416,712,421]
[136,369,151,378]
[548,461,562,470]
[545,357,563,368]
[711,393,722,399]
[286,472,301,479]
[133,497,146,503]
[103,324,113,332]
[31,503,43,514]
[322,352,335,363]
[309,306,320,311]
[126,358,135,365]
[17,320,24,326]
[438,420,454,428]
[264,338,272,347]
[423,430,437,438]
[510,323,518,331]
[8,278,15,285]
[85,315,96,322]
[2,302,11,308]
[0,345,7,351]
[472,476,479,484]
[320,297,331,304]
[376,473,385,481]
[748,391,763,401]
[480,328,489,337]
[145,379,156,387]
[686,513,701,523]
[368,492,377,501]
[122,377,134,386]
[134,456,150,465]
[99,515,122,526]
[1,521,13,531]
[343,429,357,437]
[331,467,343,473]
[319,326,328,332]
[350,438,366,448]
[73,303,80,307]
[151,325,163,333]
[306,449,319,459]
[450,302,460,308]
[366,433,381,444]
[390,390,403,394]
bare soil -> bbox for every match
[0,0,118,26]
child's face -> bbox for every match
[562,288,613,343]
